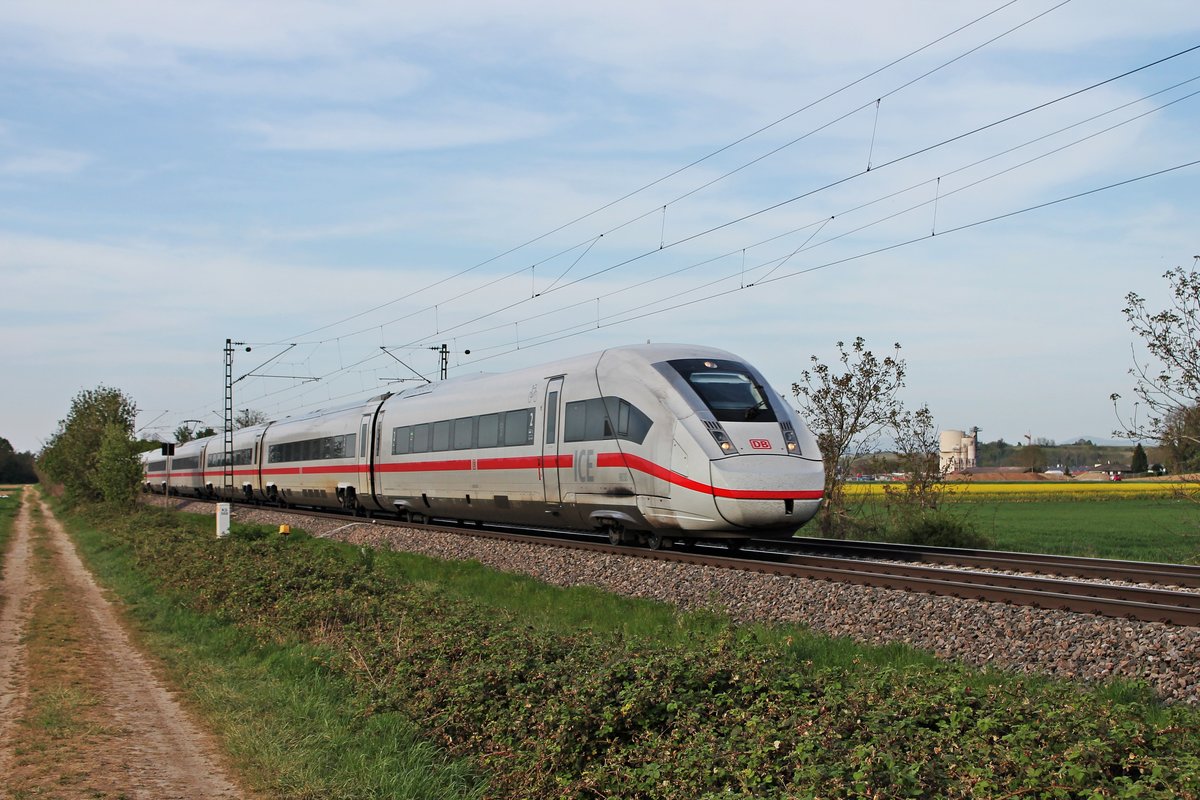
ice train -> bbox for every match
[142,344,824,548]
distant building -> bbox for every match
[939,429,978,473]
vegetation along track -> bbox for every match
[164,498,1200,627]
[148,496,1200,703]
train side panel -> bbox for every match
[203,426,269,501]
[374,373,556,524]
[260,403,373,510]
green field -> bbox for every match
[845,492,1200,564]
[41,497,1200,799]
[960,498,1200,563]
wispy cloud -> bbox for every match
[0,148,91,176]
[240,107,562,152]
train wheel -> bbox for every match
[607,527,624,546]
[645,531,666,551]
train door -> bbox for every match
[249,430,265,499]
[356,412,372,506]
[542,377,564,505]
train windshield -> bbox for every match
[667,359,778,423]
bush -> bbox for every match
[39,386,138,504]
[886,511,993,549]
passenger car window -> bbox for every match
[478,414,499,448]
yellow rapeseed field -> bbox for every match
[843,480,1190,499]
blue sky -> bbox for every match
[2,0,1198,454]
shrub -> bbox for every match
[886,511,993,549]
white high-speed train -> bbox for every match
[143,344,824,548]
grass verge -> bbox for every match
[58,502,485,799]
[0,488,18,562]
[56,501,1200,799]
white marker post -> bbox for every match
[216,503,231,538]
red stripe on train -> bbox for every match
[155,452,821,502]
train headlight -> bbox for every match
[782,429,801,455]
[704,421,738,454]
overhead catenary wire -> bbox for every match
[203,15,1198,423]
[225,67,1200,419]
[240,155,1200,422]
[280,1,1078,356]
[369,52,1200,355]
[272,0,1042,347]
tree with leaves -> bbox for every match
[39,386,138,504]
[1016,443,1046,473]
[95,423,144,505]
[1157,405,1200,474]
[174,423,217,444]
[792,337,906,535]
[0,437,38,483]
[1131,442,1149,474]
[235,409,268,429]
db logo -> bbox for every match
[749,439,772,450]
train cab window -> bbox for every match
[432,420,451,452]
[411,423,431,453]
[478,414,500,448]
[667,359,778,423]
[453,417,475,450]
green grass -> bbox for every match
[0,488,18,556]
[59,504,485,800]
[53,501,1200,798]
[970,498,1200,561]
[849,494,1200,563]
[957,498,1200,562]
[30,686,96,735]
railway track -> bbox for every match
[167,499,1200,627]
[771,536,1200,588]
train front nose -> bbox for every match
[709,455,823,529]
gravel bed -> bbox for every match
[148,497,1200,705]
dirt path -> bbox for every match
[0,488,247,799]
[0,488,41,776]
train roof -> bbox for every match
[392,343,744,399]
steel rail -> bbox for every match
[768,536,1200,588]
[417,523,1200,626]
